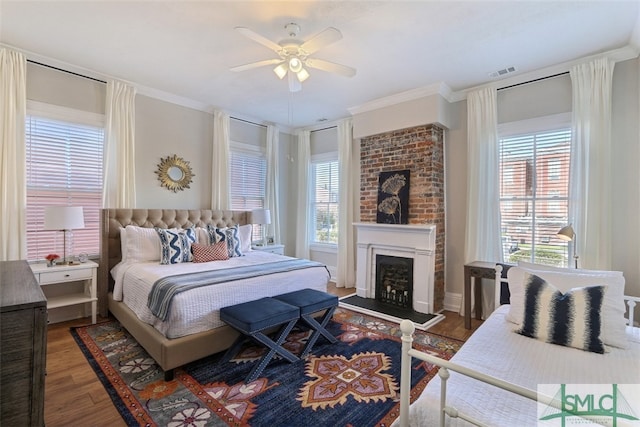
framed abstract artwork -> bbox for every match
[376,169,410,224]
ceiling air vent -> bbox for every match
[489,66,517,78]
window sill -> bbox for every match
[309,243,337,254]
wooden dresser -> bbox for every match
[0,260,47,426]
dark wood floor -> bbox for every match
[43,284,483,427]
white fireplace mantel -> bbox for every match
[354,222,436,314]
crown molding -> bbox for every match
[347,82,454,116]
[450,44,640,101]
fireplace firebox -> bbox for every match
[375,255,413,308]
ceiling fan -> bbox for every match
[231,23,356,92]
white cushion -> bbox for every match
[517,261,624,277]
[120,228,128,261]
[507,266,627,348]
[124,225,166,262]
[238,224,253,253]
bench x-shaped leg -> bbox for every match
[300,306,338,358]
[243,319,299,383]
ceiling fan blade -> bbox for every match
[305,58,356,77]
[235,27,282,53]
[230,59,284,72]
[300,27,342,54]
[288,71,302,92]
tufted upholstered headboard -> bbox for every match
[98,209,249,317]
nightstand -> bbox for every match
[30,260,98,324]
[252,244,285,255]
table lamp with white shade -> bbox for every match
[250,208,271,247]
[44,206,85,265]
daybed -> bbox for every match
[98,209,330,380]
[396,263,640,426]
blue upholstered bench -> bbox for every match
[220,297,300,383]
[273,288,338,358]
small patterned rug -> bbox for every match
[71,308,463,426]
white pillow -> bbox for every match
[124,225,165,262]
[238,224,253,253]
[196,227,209,245]
[517,261,624,277]
[507,266,627,348]
[120,228,128,261]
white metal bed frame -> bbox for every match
[397,265,639,427]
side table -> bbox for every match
[463,261,497,329]
[30,260,98,324]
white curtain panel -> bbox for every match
[0,48,27,261]
[569,58,615,270]
[337,118,357,288]
[295,130,311,259]
[463,86,502,317]
[211,109,230,210]
[103,80,137,208]
[265,124,281,244]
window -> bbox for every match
[26,113,104,261]
[310,157,339,244]
[229,144,266,241]
[499,122,571,267]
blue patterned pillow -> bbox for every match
[155,227,197,265]
[516,273,606,353]
[205,224,243,257]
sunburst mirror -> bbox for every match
[155,154,194,192]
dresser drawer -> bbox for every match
[37,268,92,284]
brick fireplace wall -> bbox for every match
[360,124,445,312]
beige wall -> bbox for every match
[135,95,213,209]
[443,59,640,303]
[25,65,297,255]
[25,56,640,302]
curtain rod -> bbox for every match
[27,59,107,84]
[230,116,268,129]
[497,71,569,91]
[311,125,337,133]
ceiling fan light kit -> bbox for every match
[232,22,356,92]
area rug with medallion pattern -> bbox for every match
[71,308,463,426]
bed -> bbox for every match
[395,263,640,426]
[98,209,330,380]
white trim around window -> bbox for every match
[27,100,104,128]
[498,112,571,137]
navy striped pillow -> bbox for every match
[515,273,606,354]
[205,224,243,257]
[155,227,197,265]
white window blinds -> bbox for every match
[311,159,339,244]
[230,150,266,210]
[26,115,104,261]
[230,149,266,241]
[499,128,571,267]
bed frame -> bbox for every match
[98,208,250,380]
[397,265,640,427]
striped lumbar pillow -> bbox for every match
[515,272,606,353]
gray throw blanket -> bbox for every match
[148,259,328,321]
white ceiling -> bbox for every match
[2,1,639,129]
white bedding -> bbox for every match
[111,251,330,339]
[407,305,640,427]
